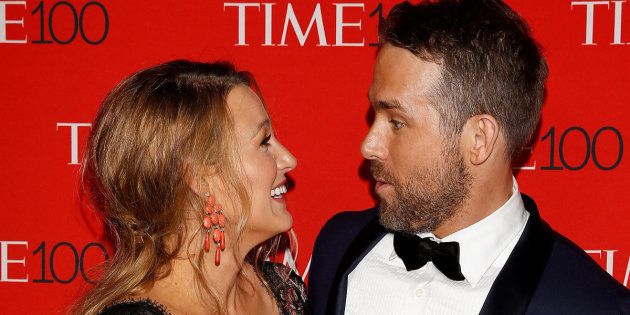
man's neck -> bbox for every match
[433,173,514,239]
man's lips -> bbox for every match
[375,180,393,193]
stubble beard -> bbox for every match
[372,148,473,234]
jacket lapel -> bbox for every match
[479,193,555,315]
[326,216,388,315]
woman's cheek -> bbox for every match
[260,154,277,184]
[246,152,276,191]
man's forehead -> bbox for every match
[374,46,441,85]
[370,47,441,113]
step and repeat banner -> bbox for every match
[1,0,629,313]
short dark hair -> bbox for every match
[382,0,548,160]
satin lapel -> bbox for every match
[326,216,388,315]
[479,194,555,315]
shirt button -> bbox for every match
[415,288,424,297]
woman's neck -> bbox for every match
[138,248,251,314]
[134,239,279,315]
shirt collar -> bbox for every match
[389,177,528,287]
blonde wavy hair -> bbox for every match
[73,60,289,314]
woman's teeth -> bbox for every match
[271,185,288,198]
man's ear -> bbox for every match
[462,114,500,165]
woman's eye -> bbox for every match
[390,119,405,130]
[261,135,271,148]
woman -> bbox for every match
[73,60,306,314]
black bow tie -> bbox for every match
[393,232,466,281]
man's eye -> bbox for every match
[261,135,271,147]
[390,120,405,130]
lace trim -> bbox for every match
[106,297,172,315]
[260,261,309,315]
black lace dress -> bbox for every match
[100,262,309,315]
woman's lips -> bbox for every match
[272,180,287,190]
[271,181,288,204]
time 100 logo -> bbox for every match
[0,1,109,45]
[518,126,623,171]
[1,241,109,284]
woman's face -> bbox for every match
[227,85,297,242]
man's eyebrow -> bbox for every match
[251,119,271,139]
[372,99,408,114]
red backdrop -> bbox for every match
[0,0,628,313]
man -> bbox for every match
[308,0,630,314]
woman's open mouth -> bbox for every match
[271,184,288,199]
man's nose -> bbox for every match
[361,127,388,161]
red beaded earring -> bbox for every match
[202,193,226,266]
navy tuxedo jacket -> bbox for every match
[308,194,630,314]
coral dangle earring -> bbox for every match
[202,194,226,266]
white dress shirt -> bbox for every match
[346,179,530,315]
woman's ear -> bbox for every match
[188,176,203,196]
[462,114,500,165]
[184,162,210,196]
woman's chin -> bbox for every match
[271,198,292,217]
[273,209,293,233]
[259,214,292,235]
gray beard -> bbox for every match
[373,154,473,234]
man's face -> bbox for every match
[361,44,472,234]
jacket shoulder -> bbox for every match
[312,208,378,262]
[529,231,630,314]
[308,208,377,315]
[319,208,378,237]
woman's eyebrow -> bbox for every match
[251,119,271,139]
